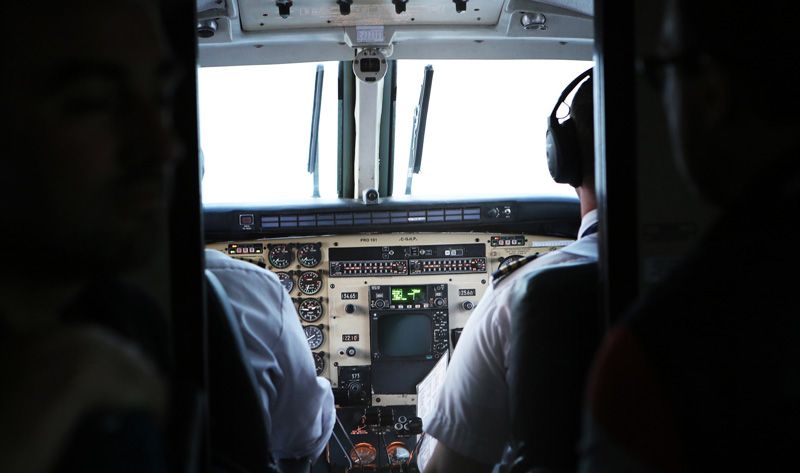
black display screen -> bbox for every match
[377,313,432,357]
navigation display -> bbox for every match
[391,286,426,303]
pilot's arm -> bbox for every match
[424,441,494,473]
[204,249,335,461]
[422,281,516,473]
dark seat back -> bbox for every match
[506,260,602,473]
[205,270,280,473]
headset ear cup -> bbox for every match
[547,117,581,186]
[546,116,560,181]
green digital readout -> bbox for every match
[391,286,425,303]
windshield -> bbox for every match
[198,62,340,204]
[198,59,592,204]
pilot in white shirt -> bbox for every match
[422,210,598,468]
[205,248,335,461]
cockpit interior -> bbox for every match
[196,1,595,471]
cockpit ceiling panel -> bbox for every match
[238,0,504,31]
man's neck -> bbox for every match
[577,185,597,218]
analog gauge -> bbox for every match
[349,442,377,465]
[297,243,322,268]
[303,325,325,350]
[303,325,324,350]
[312,351,325,376]
[267,243,293,269]
[386,441,411,465]
[298,270,323,295]
[298,298,324,322]
[276,272,294,293]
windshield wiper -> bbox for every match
[308,64,324,198]
[405,64,433,195]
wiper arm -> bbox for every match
[308,64,324,198]
[405,64,433,195]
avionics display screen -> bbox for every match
[391,286,426,303]
[377,313,432,357]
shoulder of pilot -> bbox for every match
[491,252,545,288]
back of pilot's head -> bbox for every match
[546,69,595,189]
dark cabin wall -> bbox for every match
[160,0,207,470]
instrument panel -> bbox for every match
[206,232,573,406]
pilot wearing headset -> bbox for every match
[422,68,597,473]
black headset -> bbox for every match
[546,67,593,187]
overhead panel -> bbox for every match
[238,0,504,31]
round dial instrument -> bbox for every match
[303,325,324,350]
[297,243,322,268]
[267,244,293,269]
[312,351,325,376]
[276,272,294,293]
[386,441,411,465]
[349,443,377,465]
[298,298,324,322]
[298,270,323,295]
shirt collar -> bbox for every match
[577,209,599,239]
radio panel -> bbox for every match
[206,232,572,405]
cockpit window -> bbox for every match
[395,59,593,198]
[198,59,592,204]
[198,62,340,204]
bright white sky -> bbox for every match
[198,59,593,204]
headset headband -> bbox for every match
[549,67,593,119]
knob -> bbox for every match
[487,207,500,218]
[346,346,357,357]
[462,301,474,311]
[434,297,445,308]
[406,417,423,434]
[375,299,387,309]
[345,304,356,314]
